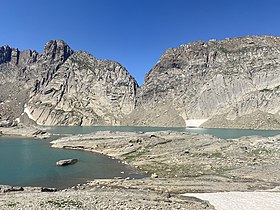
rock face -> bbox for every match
[26,51,137,125]
[125,36,280,129]
[0,40,72,122]
[0,40,138,125]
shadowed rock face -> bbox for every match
[126,36,280,128]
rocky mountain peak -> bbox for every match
[0,45,12,64]
[43,40,74,63]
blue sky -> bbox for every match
[1,0,280,84]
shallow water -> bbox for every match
[0,136,144,189]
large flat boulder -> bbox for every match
[56,159,78,166]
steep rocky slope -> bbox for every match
[125,36,280,129]
[0,40,138,125]
[26,51,138,125]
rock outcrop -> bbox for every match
[125,36,280,129]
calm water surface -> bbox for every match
[2,126,280,189]
[0,136,143,189]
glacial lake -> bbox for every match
[1,126,280,189]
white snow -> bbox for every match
[23,106,42,125]
[185,119,208,127]
[182,192,280,210]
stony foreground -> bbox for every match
[0,181,213,210]
[2,130,280,209]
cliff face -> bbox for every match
[126,36,280,129]
[0,45,40,120]
[26,51,138,125]
[0,40,138,125]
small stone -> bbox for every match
[151,173,158,178]
[41,187,57,192]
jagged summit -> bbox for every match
[43,40,74,63]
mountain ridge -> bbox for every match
[1,35,280,129]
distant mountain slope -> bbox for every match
[125,36,280,129]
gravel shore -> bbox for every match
[0,181,213,210]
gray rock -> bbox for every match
[3,186,24,193]
[56,158,78,166]
[40,187,57,192]
[151,173,158,178]
[0,120,17,127]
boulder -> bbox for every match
[151,173,158,178]
[0,120,17,127]
[3,186,24,193]
[56,158,78,166]
[41,187,57,192]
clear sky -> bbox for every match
[1,0,280,84]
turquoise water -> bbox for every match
[0,136,143,189]
[2,126,280,189]
[48,126,280,139]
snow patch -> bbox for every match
[185,119,208,128]
[24,106,42,125]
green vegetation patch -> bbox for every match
[7,202,19,207]
[123,151,147,161]
[251,148,271,156]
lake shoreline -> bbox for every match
[0,126,52,139]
